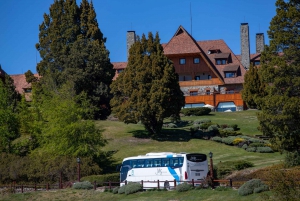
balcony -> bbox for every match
[179,78,223,87]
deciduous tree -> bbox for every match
[110,32,185,134]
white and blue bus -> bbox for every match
[119,152,209,189]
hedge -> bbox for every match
[181,108,211,116]
[238,179,269,196]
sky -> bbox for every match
[0,0,277,75]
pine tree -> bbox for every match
[257,0,300,153]
[241,64,265,109]
[36,0,114,119]
[110,32,185,134]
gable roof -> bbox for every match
[163,26,202,55]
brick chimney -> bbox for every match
[127,31,136,59]
[256,33,265,53]
[240,23,250,69]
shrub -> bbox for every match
[81,173,119,187]
[248,138,261,143]
[72,181,93,190]
[208,125,219,133]
[249,142,265,147]
[216,160,254,178]
[211,136,222,143]
[234,161,254,170]
[118,185,126,194]
[284,151,300,167]
[180,108,211,116]
[256,147,273,153]
[238,179,268,196]
[200,123,211,130]
[219,130,241,137]
[233,138,245,145]
[221,136,236,145]
[124,182,143,195]
[222,127,234,132]
[246,147,257,152]
[229,124,238,131]
[112,187,119,194]
[176,182,193,192]
[220,124,228,129]
[241,144,248,150]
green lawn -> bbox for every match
[99,110,283,169]
[0,188,272,201]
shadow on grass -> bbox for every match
[130,128,192,142]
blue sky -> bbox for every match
[0,0,276,75]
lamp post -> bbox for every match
[209,152,214,179]
[77,157,81,182]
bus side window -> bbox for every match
[145,159,153,167]
[138,160,145,168]
[162,159,170,167]
[154,159,161,167]
[132,160,137,168]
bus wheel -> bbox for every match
[164,181,170,189]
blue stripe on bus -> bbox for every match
[168,167,179,183]
[166,155,173,158]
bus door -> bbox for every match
[120,160,131,183]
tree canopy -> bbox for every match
[241,64,265,109]
[35,0,114,119]
[110,32,185,134]
[257,0,300,153]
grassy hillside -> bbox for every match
[99,110,283,169]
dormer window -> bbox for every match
[208,49,221,54]
[216,59,227,65]
[224,72,236,78]
[179,58,186,65]
[223,65,240,78]
[193,58,200,64]
[215,53,230,65]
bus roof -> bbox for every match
[122,152,188,161]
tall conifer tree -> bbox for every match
[257,0,300,153]
[110,32,185,134]
[36,0,114,119]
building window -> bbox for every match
[206,90,210,95]
[254,61,260,66]
[208,75,211,80]
[216,59,227,65]
[179,58,186,65]
[194,58,200,64]
[195,76,200,80]
[24,88,32,93]
[225,72,235,78]
[190,91,198,96]
[117,69,124,73]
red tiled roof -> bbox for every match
[10,74,32,94]
[112,62,127,70]
[197,39,246,84]
[163,26,202,55]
